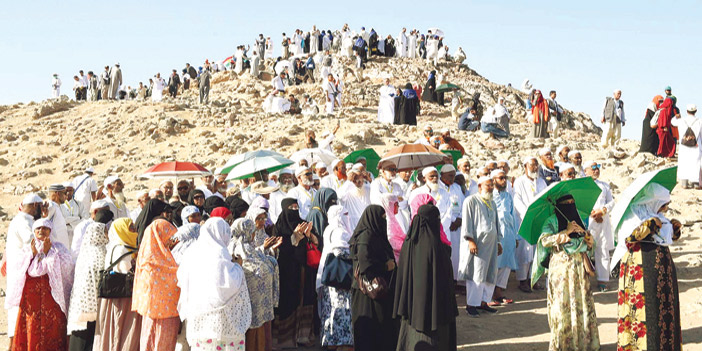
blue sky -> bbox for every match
[2,1,700,140]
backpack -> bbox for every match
[681,120,698,147]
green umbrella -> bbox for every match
[436,83,461,94]
[518,177,602,245]
[220,150,284,175]
[610,166,677,238]
[225,155,294,181]
[344,148,381,177]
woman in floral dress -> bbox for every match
[532,194,600,351]
[613,183,682,351]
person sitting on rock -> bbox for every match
[287,95,301,114]
[458,107,480,132]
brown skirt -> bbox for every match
[92,297,142,351]
[245,325,266,351]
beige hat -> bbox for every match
[687,104,697,113]
[250,181,280,195]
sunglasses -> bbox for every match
[385,168,398,172]
[177,186,189,190]
[304,172,313,176]
[193,195,205,200]
[591,164,601,170]
[496,176,507,180]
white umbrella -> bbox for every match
[289,148,337,167]
[275,60,293,75]
[427,28,445,37]
[225,155,294,181]
[221,149,284,174]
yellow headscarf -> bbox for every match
[109,218,138,248]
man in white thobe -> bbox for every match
[440,165,465,280]
[108,63,122,100]
[152,73,165,102]
[408,30,417,59]
[410,167,452,234]
[62,183,86,241]
[320,159,347,193]
[287,167,317,219]
[370,162,408,213]
[671,104,702,188]
[71,167,97,216]
[338,169,371,227]
[457,157,479,196]
[51,74,61,98]
[46,184,70,249]
[269,168,295,223]
[5,194,45,339]
[453,47,466,64]
[584,160,616,290]
[322,74,339,115]
[513,156,547,292]
[102,175,129,219]
[377,79,396,124]
[459,176,502,317]
[250,51,261,78]
[397,28,408,57]
[568,150,586,178]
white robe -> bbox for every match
[398,32,407,57]
[322,81,338,114]
[104,196,129,219]
[152,78,165,102]
[250,55,261,78]
[408,35,417,58]
[5,212,35,337]
[71,174,97,216]
[370,177,408,211]
[512,175,547,268]
[589,178,615,282]
[444,182,466,279]
[338,182,370,228]
[409,184,452,235]
[52,78,61,98]
[287,185,316,219]
[320,174,346,193]
[46,201,70,250]
[234,49,244,74]
[671,115,702,183]
[377,85,396,124]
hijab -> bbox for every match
[306,187,337,249]
[315,205,352,290]
[170,223,201,265]
[393,204,457,332]
[135,199,169,245]
[169,201,185,227]
[204,196,228,217]
[68,222,109,328]
[187,189,206,211]
[107,217,138,260]
[532,89,549,123]
[250,196,273,228]
[226,196,249,219]
[245,207,268,248]
[410,194,451,246]
[380,194,406,262]
[611,183,673,271]
[275,198,303,237]
[177,217,251,333]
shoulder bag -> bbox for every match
[321,253,353,290]
[98,245,137,299]
[354,265,388,300]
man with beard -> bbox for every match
[513,156,547,293]
[370,162,407,213]
[269,168,295,223]
[496,160,514,195]
[558,163,577,181]
[71,199,110,260]
[6,194,48,343]
[159,180,174,202]
[320,159,347,192]
[103,175,129,219]
[554,145,571,171]
[196,174,215,198]
[71,167,98,215]
[337,168,370,227]
[459,176,502,317]
[314,162,328,179]
[212,174,228,200]
[414,124,433,145]
[175,179,193,203]
[287,167,317,219]
[46,184,70,249]
[538,147,560,185]
[62,182,86,240]
[409,167,452,233]
[568,150,585,177]
[129,190,151,222]
[457,157,478,197]
[584,160,615,291]
[491,169,519,305]
[440,165,465,280]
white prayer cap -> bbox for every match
[497,159,510,166]
[556,145,569,155]
[313,174,320,181]
[558,163,575,174]
[135,190,149,199]
[279,168,294,175]
[104,175,120,187]
[22,193,43,205]
[477,176,492,185]
[316,162,327,169]
[440,127,450,134]
[440,165,456,173]
[538,147,552,156]
[295,167,309,178]
[352,163,365,171]
[148,188,161,198]
[421,167,438,177]
[330,159,342,170]
[584,160,598,167]
[687,104,697,113]
[567,150,581,158]
[321,130,331,137]
[345,163,354,170]
[522,156,537,165]
[498,96,505,102]
[355,156,367,162]
[423,124,433,131]
[85,167,95,174]
[457,157,470,166]
[32,218,53,232]
[63,181,73,188]
[484,160,497,168]
[90,199,110,211]
[490,169,505,178]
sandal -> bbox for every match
[497,296,514,304]
[487,300,501,307]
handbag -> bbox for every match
[321,253,353,290]
[306,242,322,269]
[354,265,389,300]
[98,246,137,299]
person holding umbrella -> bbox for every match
[532,193,600,351]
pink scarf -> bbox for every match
[380,194,406,262]
[410,194,451,246]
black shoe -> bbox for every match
[478,304,498,313]
[465,306,480,318]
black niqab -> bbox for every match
[226,196,250,219]
[94,208,114,224]
[135,199,169,245]
[554,194,586,232]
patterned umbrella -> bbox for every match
[139,161,211,179]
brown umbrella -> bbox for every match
[378,144,448,171]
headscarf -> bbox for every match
[531,89,549,123]
[210,207,232,219]
[380,194,406,262]
[135,199,169,245]
[107,217,138,260]
[410,194,450,246]
[170,201,185,227]
[306,188,337,250]
[349,205,388,248]
[250,196,273,228]
[67,222,109,330]
[170,223,201,265]
[245,207,269,248]
[315,205,352,290]
[187,189,206,212]
[231,218,279,328]
[275,198,303,238]
[180,206,200,226]
[204,196,228,216]
[611,183,673,271]
[177,217,251,334]
[393,204,457,333]
[94,208,114,225]
[648,95,664,112]
[226,196,250,219]
[554,194,586,232]
[132,219,180,319]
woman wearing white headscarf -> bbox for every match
[316,205,354,349]
[231,218,279,351]
[246,207,271,249]
[612,183,682,351]
[177,217,252,350]
[170,222,200,265]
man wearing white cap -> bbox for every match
[269,168,295,223]
[103,175,129,219]
[671,104,702,188]
[314,162,328,179]
[538,147,560,186]
[568,150,585,177]
[338,168,371,227]
[320,159,348,193]
[287,167,317,219]
[496,160,514,195]
[370,162,408,213]
[491,169,519,304]
[159,180,175,202]
[130,190,151,222]
[584,160,615,291]
[71,167,98,216]
[409,168,451,227]
[440,164,465,279]
[414,124,434,145]
[457,157,478,196]
[513,156,547,292]
[46,184,70,249]
[5,194,47,338]
[554,145,570,171]
[62,182,86,239]
[558,163,577,181]
[459,176,502,317]
[71,200,110,260]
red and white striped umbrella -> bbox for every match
[378,144,448,171]
[139,161,211,179]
